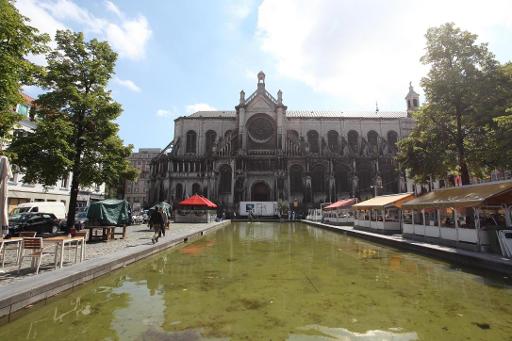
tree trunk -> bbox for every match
[66,168,80,229]
[66,112,85,229]
[66,149,82,229]
[456,111,470,185]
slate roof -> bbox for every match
[187,110,407,119]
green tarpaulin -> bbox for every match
[150,201,172,216]
[87,199,131,226]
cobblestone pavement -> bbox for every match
[0,222,220,287]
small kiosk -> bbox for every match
[401,181,512,253]
[353,193,415,233]
[322,198,357,225]
[175,195,218,223]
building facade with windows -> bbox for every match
[149,72,418,213]
[124,148,161,212]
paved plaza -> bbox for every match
[0,222,220,287]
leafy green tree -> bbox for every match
[482,63,512,171]
[399,23,511,184]
[9,30,137,228]
[0,0,49,148]
[397,106,457,183]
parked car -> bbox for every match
[131,214,144,224]
[74,211,89,229]
[8,212,61,236]
[142,210,149,223]
[10,201,67,220]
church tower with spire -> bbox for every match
[405,82,420,117]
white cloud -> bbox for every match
[256,0,512,109]
[156,109,177,118]
[105,1,122,18]
[15,0,151,61]
[105,16,151,60]
[114,77,141,92]
[186,103,217,114]
[225,0,255,31]
[16,0,66,37]
[40,0,105,34]
[228,0,253,20]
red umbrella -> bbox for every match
[179,194,218,208]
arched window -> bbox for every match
[289,164,303,194]
[175,183,183,201]
[219,164,232,194]
[347,130,359,153]
[287,130,299,142]
[387,130,398,153]
[311,164,326,193]
[205,130,216,155]
[327,130,339,152]
[192,183,201,194]
[186,130,197,154]
[224,130,232,140]
[367,130,379,155]
[367,130,378,146]
[307,130,319,153]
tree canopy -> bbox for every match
[9,30,137,227]
[398,23,512,184]
[0,0,48,147]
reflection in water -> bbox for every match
[1,222,512,340]
[111,281,165,339]
[238,222,278,241]
[179,240,216,256]
[290,324,418,340]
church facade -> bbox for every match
[149,72,418,213]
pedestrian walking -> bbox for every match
[149,208,165,243]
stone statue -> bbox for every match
[352,175,359,196]
[399,172,407,193]
[378,136,388,156]
[360,137,368,157]
[340,136,349,157]
[304,175,312,203]
[321,137,327,154]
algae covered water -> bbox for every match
[1,222,512,340]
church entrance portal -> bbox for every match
[251,181,271,201]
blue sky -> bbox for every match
[16,0,512,151]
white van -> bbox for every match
[10,202,67,220]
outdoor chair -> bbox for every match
[17,237,54,275]
[0,238,21,268]
[65,231,88,262]
[0,232,36,267]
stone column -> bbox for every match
[238,107,246,152]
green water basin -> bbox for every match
[1,222,511,340]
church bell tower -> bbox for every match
[405,82,420,117]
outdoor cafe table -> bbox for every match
[44,236,86,269]
[0,237,23,268]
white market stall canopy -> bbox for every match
[352,193,415,210]
[402,181,512,209]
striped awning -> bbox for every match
[323,198,357,210]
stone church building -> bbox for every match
[149,72,418,212]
